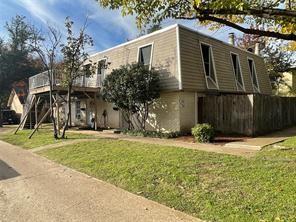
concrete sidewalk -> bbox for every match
[68,129,258,157]
[224,127,296,150]
[0,140,201,222]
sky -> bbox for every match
[0,0,238,55]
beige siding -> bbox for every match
[146,92,181,132]
[179,26,272,95]
[252,56,272,94]
[90,28,179,91]
[10,93,24,115]
[179,92,197,132]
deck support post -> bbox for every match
[34,96,38,130]
[28,100,56,139]
[56,93,60,135]
[94,92,98,131]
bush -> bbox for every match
[191,123,215,143]
[122,129,181,139]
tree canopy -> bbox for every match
[0,15,43,108]
[102,63,160,130]
[98,0,296,41]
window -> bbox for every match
[231,53,244,91]
[75,101,81,119]
[248,58,260,92]
[97,60,106,75]
[96,59,106,87]
[138,44,152,67]
[200,43,218,89]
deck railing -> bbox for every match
[29,71,102,90]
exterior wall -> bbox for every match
[10,93,24,116]
[67,97,120,129]
[95,97,120,129]
[178,26,272,95]
[90,27,179,91]
[146,92,181,132]
[179,92,197,132]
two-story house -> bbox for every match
[27,24,271,133]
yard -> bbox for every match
[35,138,296,222]
[0,129,96,149]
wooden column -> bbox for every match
[56,93,60,135]
[34,96,38,129]
[94,92,98,131]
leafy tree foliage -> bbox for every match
[0,15,43,112]
[102,63,160,130]
[237,33,296,94]
[98,0,296,41]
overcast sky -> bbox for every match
[0,0,238,54]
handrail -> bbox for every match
[29,72,102,90]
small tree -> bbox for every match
[30,25,62,139]
[102,63,160,130]
[60,17,94,138]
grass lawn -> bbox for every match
[0,129,96,149]
[38,138,296,222]
[278,136,296,149]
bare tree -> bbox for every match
[60,17,94,138]
[30,25,62,139]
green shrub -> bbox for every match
[122,129,181,139]
[191,123,215,143]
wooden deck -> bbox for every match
[29,85,100,95]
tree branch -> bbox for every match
[181,14,296,41]
[194,7,296,19]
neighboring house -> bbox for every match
[27,24,272,133]
[7,80,28,118]
[275,66,296,96]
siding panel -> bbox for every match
[179,26,272,94]
[90,28,179,91]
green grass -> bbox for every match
[38,139,296,222]
[0,129,95,149]
[278,136,296,150]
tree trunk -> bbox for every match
[61,84,72,139]
[48,74,58,139]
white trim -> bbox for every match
[199,41,219,90]
[91,24,178,57]
[176,25,182,90]
[247,57,260,93]
[90,23,263,60]
[230,52,245,91]
[137,42,154,70]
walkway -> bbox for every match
[0,140,201,222]
[68,130,258,157]
[224,127,296,150]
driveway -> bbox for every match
[0,140,201,222]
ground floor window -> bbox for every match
[75,101,81,119]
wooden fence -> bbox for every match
[200,94,296,136]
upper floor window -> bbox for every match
[200,43,218,89]
[97,60,106,75]
[248,58,260,92]
[138,44,153,68]
[230,53,245,91]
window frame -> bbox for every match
[95,58,107,87]
[230,52,245,91]
[247,57,260,93]
[75,100,81,120]
[199,42,219,90]
[137,42,154,70]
